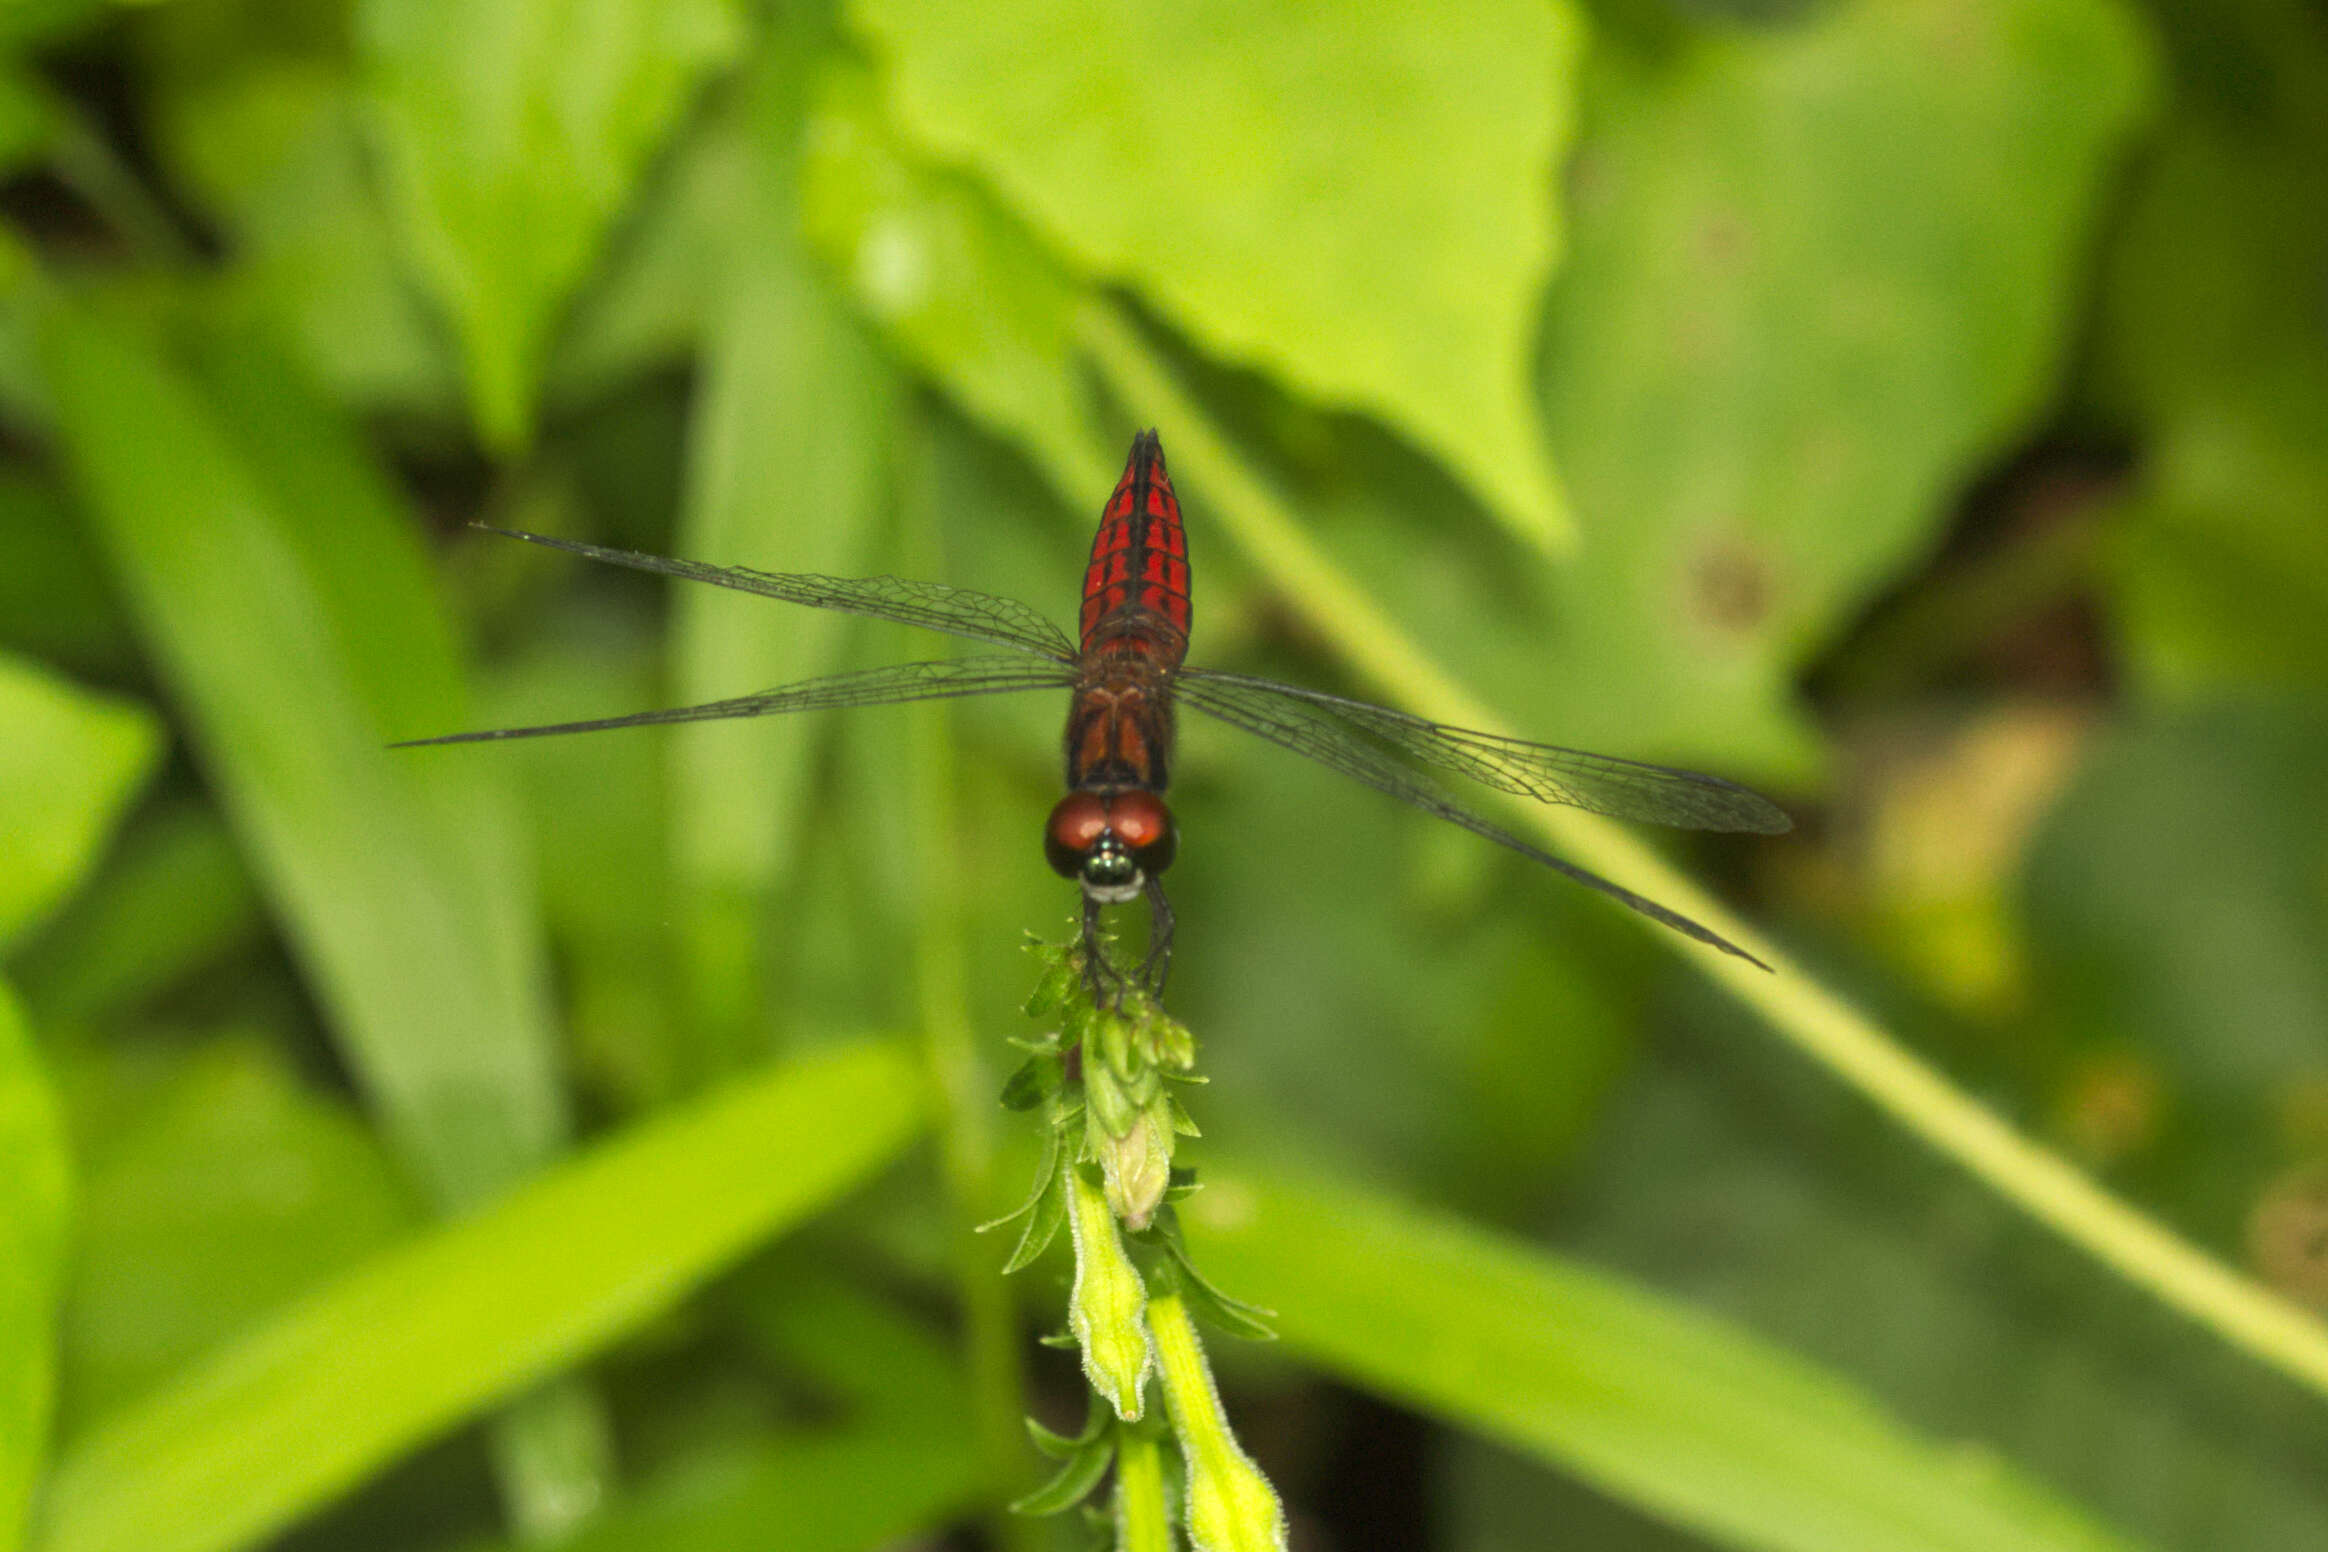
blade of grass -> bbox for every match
[0,982,70,1552]
[39,304,610,1531]
[1189,1165,2143,1552]
[1078,297,2328,1409]
[30,1038,927,1552]
[671,36,895,1078]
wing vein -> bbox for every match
[1176,675,1771,969]
[394,657,1073,747]
[476,527,1078,662]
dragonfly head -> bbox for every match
[1045,790,1176,904]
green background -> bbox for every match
[2,0,2325,1548]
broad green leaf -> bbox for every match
[800,62,1112,500]
[1529,0,2156,775]
[849,0,1580,550]
[31,1039,927,1552]
[0,981,69,1552]
[55,1037,419,1435]
[1184,1166,2144,1552]
[670,38,896,1073]
[359,0,745,449]
[0,654,160,947]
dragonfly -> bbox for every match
[399,430,1790,993]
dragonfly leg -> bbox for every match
[1138,876,1175,995]
[1081,892,1132,1009]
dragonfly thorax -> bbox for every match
[1045,790,1176,903]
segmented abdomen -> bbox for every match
[1079,428,1190,652]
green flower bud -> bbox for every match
[1067,1165,1150,1419]
[1150,1276,1286,1552]
[1098,1098,1175,1230]
[1085,1055,1141,1139]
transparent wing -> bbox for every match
[1177,669,1791,834]
[1175,673,1773,970]
[394,657,1074,747]
[476,526,1078,662]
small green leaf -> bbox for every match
[1008,1431,1115,1517]
[0,654,160,947]
[979,1117,1063,1233]
[1000,1158,1070,1275]
[1024,1393,1107,1460]
[999,1053,1060,1111]
[1151,1209,1275,1343]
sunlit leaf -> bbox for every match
[31,1039,927,1552]
[849,0,1579,550]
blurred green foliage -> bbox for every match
[0,0,2323,1550]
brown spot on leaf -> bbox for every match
[1687,533,1779,639]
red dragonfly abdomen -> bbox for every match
[1063,429,1192,799]
[1079,429,1191,654]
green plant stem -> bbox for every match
[1113,1424,1174,1552]
[1078,296,2328,1405]
[1148,1283,1285,1552]
[900,454,1037,1550]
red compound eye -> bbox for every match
[1045,792,1110,877]
[1107,791,1177,874]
